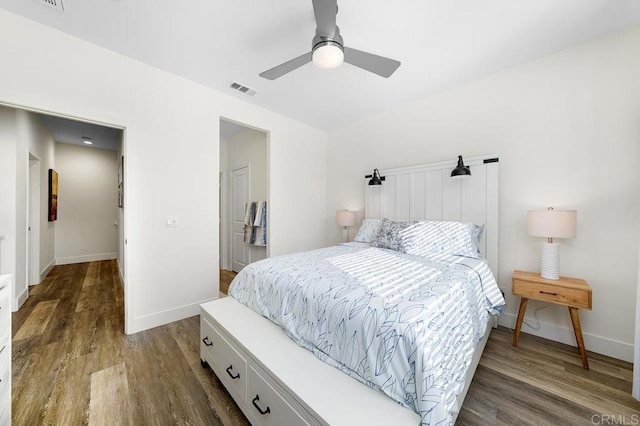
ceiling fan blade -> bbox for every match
[344,47,401,78]
[259,52,312,80]
[312,0,337,36]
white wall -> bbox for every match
[0,106,17,282]
[54,143,119,264]
[222,128,268,266]
[16,111,56,283]
[0,108,56,309]
[0,9,327,333]
[327,25,640,361]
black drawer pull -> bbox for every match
[226,365,240,380]
[252,395,271,415]
[539,291,558,296]
[202,337,213,347]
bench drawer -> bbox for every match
[247,365,308,426]
[201,315,247,403]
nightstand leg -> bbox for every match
[568,307,589,370]
[512,297,528,347]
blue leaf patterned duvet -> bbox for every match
[229,243,505,425]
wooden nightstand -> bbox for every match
[511,270,592,369]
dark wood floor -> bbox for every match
[219,269,236,296]
[12,261,247,425]
[11,263,638,425]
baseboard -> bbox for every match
[56,252,117,265]
[498,312,633,363]
[127,296,220,335]
[117,258,124,288]
[12,286,28,312]
[40,258,55,282]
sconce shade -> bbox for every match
[527,209,577,239]
[451,155,471,178]
[368,169,383,186]
[336,210,356,227]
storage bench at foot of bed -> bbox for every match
[200,297,421,426]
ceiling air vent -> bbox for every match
[229,82,257,97]
[36,0,65,12]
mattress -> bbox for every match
[229,243,504,425]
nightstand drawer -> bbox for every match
[513,279,591,309]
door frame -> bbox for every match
[230,164,251,273]
[633,238,640,400]
[27,152,40,286]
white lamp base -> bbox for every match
[540,242,560,280]
[341,228,349,243]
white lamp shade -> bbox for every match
[336,210,356,227]
[527,209,577,239]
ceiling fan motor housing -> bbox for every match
[312,32,344,52]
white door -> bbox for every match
[28,154,40,286]
[231,166,250,273]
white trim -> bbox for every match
[40,258,55,282]
[131,297,219,334]
[633,238,640,400]
[499,312,633,363]
[28,153,40,286]
[56,252,117,265]
[13,286,28,312]
[117,258,124,289]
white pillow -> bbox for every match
[404,220,483,258]
[353,218,382,243]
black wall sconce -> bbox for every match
[365,168,385,185]
[450,155,471,179]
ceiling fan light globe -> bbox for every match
[312,42,344,69]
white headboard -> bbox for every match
[364,155,499,275]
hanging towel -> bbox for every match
[252,201,267,246]
[244,202,253,226]
[253,201,265,227]
[243,202,257,243]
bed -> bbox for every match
[201,155,502,425]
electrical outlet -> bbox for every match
[165,216,178,227]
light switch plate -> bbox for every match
[165,216,178,227]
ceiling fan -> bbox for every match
[259,0,401,80]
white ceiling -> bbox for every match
[39,114,121,151]
[3,1,640,130]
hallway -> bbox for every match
[11,260,248,425]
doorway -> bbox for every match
[0,101,129,331]
[219,119,268,275]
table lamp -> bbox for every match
[336,210,356,243]
[527,207,577,280]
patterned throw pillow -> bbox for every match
[353,218,383,243]
[370,218,419,252]
[404,221,484,258]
